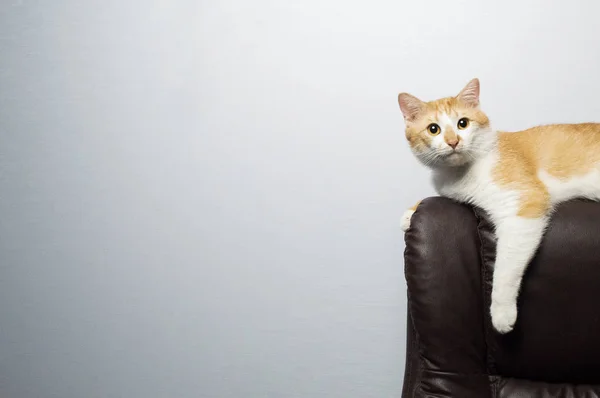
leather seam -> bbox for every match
[404,292,414,397]
[472,206,498,398]
[406,289,425,398]
[422,370,493,376]
[405,335,412,397]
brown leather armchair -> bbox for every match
[402,197,600,398]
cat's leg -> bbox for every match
[491,216,548,333]
[401,200,422,232]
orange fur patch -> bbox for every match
[443,126,460,147]
[409,200,421,211]
[493,123,600,217]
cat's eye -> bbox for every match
[457,118,470,130]
[427,123,440,135]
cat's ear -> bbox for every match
[398,93,424,121]
[456,78,480,107]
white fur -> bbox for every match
[489,216,547,332]
[539,169,600,203]
[401,209,415,232]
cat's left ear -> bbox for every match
[456,78,480,107]
[398,93,425,121]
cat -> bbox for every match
[398,78,600,333]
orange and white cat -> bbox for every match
[398,78,600,333]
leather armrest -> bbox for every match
[403,198,600,396]
[403,197,491,397]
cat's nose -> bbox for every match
[447,140,459,149]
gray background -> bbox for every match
[2,1,600,397]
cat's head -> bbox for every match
[398,78,492,168]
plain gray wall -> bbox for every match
[2,1,600,397]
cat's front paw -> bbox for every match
[490,301,517,334]
[401,209,415,232]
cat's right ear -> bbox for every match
[398,93,424,122]
[456,78,480,107]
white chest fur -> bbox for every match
[431,150,521,222]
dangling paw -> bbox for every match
[490,301,517,334]
[401,209,415,232]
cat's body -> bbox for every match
[435,124,600,217]
[398,79,600,333]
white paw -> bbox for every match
[401,209,415,232]
[490,301,517,334]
